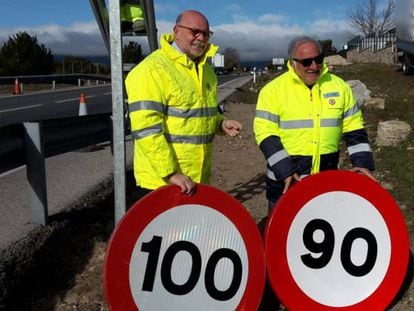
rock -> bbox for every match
[324,55,352,66]
[364,97,385,110]
[376,120,412,147]
[347,80,372,108]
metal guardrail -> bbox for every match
[0,74,111,85]
[0,113,113,225]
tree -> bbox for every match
[319,39,338,56]
[0,31,54,75]
[347,0,395,35]
[123,41,143,64]
[223,47,240,72]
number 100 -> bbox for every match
[140,235,243,301]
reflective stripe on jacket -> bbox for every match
[125,33,222,190]
[254,61,374,181]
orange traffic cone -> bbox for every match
[13,78,21,95]
[78,93,88,116]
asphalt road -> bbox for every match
[0,84,112,127]
[0,74,253,251]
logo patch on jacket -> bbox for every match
[323,92,340,98]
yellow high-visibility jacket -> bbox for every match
[125,33,223,190]
[254,61,374,201]
[121,3,143,22]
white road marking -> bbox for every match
[0,104,42,113]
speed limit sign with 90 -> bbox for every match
[104,184,266,311]
[265,170,409,310]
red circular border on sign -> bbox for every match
[265,170,409,310]
[104,184,266,310]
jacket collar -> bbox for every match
[160,33,219,67]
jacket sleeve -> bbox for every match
[254,84,297,181]
[125,61,178,178]
[343,129,375,171]
[259,136,298,180]
[341,82,375,171]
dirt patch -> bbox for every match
[2,72,414,310]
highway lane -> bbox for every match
[0,85,112,127]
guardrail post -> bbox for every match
[23,122,48,225]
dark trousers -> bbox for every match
[127,186,152,211]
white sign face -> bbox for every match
[213,53,224,67]
[286,191,391,307]
[272,58,285,65]
[129,204,249,311]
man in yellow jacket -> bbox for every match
[125,10,241,198]
[254,36,375,212]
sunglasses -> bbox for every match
[292,54,324,67]
[176,24,213,39]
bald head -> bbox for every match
[176,10,210,29]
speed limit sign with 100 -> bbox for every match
[104,184,266,311]
[265,170,409,310]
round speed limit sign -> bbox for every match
[265,170,409,310]
[104,184,266,310]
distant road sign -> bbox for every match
[212,53,224,67]
[265,170,409,310]
[272,58,285,65]
[104,184,266,311]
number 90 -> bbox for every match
[301,219,378,277]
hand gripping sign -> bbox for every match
[265,170,409,310]
[104,184,266,311]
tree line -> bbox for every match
[0,32,144,76]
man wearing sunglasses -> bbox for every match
[254,36,375,212]
[125,10,241,200]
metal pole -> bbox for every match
[89,0,110,52]
[108,0,126,224]
[141,0,158,51]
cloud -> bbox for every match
[0,14,355,62]
[211,15,352,61]
[257,14,288,24]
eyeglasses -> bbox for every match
[176,24,213,39]
[292,54,324,67]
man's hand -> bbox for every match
[166,173,196,195]
[221,120,242,137]
[283,173,301,194]
[350,167,377,182]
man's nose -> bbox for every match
[309,60,320,69]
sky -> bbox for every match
[0,0,388,62]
